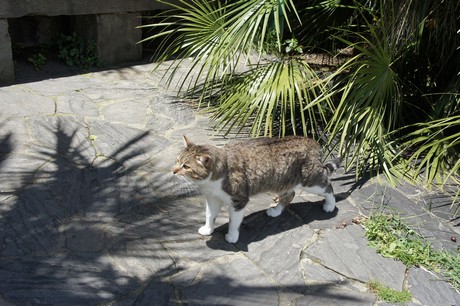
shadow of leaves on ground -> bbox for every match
[178,275,371,305]
[0,131,12,170]
[0,118,190,304]
[0,117,370,305]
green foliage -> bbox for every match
[327,17,405,182]
[211,58,334,137]
[139,0,299,101]
[400,114,460,186]
[368,280,412,304]
[283,38,303,54]
[57,32,99,69]
[141,0,460,210]
[27,52,47,71]
[364,213,460,291]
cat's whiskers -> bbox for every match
[173,175,200,198]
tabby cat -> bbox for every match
[172,135,342,243]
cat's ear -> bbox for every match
[182,135,193,147]
[196,154,212,168]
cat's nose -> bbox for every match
[172,166,179,174]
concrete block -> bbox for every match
[0,0,179,18]
[75,13,142,66]
[0,19,14,83]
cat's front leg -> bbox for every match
[301,185,337,213]
[225,206,245,243]
[198,197,222,236]
[322,192,336,212]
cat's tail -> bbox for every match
[323,156,343,175]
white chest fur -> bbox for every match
[195,177,232,204]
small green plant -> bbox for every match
[364,213,460,291]
[284,38,303,55]
[27,52,47,71]
[368,280,412,304]
[57,32,98,69]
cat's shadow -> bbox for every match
[206,198,342,252]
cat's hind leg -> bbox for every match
[198,197,222,236]
[266,190,295,217]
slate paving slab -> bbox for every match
[0,86,55,116]
[304,225,406,291]
[407,267,460,305]
[175,255,280,306]
[0,61,459,305]
[350,183,459,253]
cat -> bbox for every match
[172,135,342,243]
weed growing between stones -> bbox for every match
[364,213,460,291]
[368,280,411,304]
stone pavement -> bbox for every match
[0,60,459,306]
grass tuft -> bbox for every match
[364,213,460,291]
[368,280,412,304]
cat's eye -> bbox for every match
[182,164,190,170]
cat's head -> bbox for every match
[172,135,212,181]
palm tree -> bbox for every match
[140,0,334,138]
[141,0,460,211]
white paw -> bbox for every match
[225,233,239,243]
[323,202,335,212]
[198,226,213,236]
[266,207,282,217]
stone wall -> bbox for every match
[0,0,177,83]
[0,19,14,82]
[0,0,172,18]
[74,14,143,66]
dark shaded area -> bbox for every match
[11,58,151,85]
[0,130,12,170]
[0,119,182,304]
[6,13,158,86]
[178,276,373,305]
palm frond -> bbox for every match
[326,19,404,182]
[141,0,301,102]
[401,113,460,185]
[211,58,334,138]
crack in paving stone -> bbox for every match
[304,225,406,291]
[301,236,366,289]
